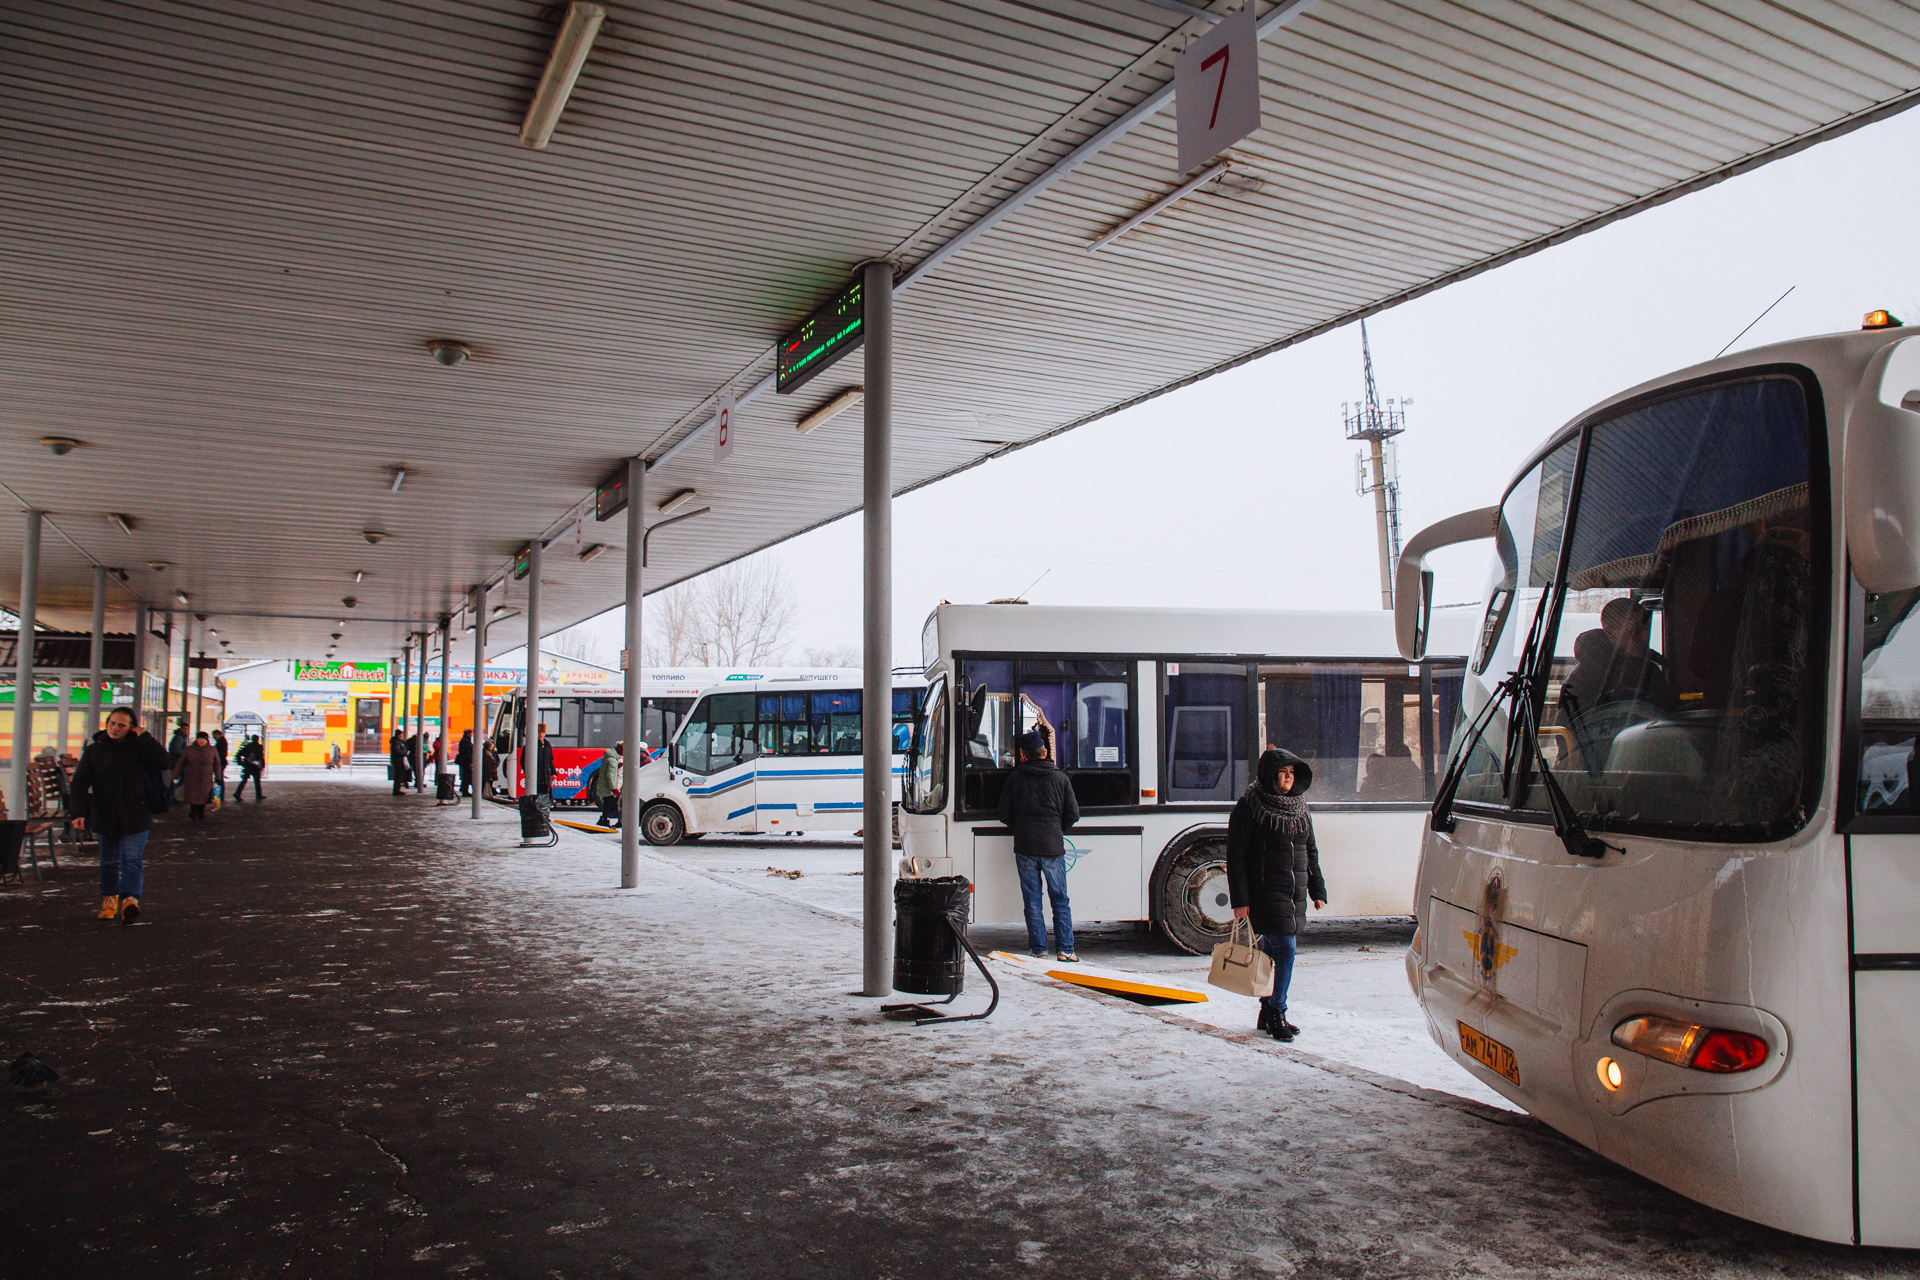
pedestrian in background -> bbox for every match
[167,721,188,798]
[455,728,475,798]
[588,742,620,827]
[483,738,500,798]
[211,727,230,800]
[1226,748,1329,1043]
[70,706,169,924]
[996,729,1081,962]
[389,728,411,796]
[535,723,555,798]
[233,736,266,801]
[175,730,218,821]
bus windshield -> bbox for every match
[1449,373,1823,838]
[904,676,948,814]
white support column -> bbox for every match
[523,540,543,802]
[194,649,207,740]
[9,510,42,818]
[436,616,450,784]
[131,601,148,729]
[620,455,645,888]
[400,638,412,775]
[158,615,172,735]
[860,260,894,998]
[471,587,486,818]
[55,673,70,758]
[86,563,105,740]
[180,614,194,738]
[414,630,427,790]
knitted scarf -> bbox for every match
[1244,782,1309,835]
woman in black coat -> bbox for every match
[70,706,170,924]
[1226,748,1329,1042]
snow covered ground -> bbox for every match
[625,833,1515,1111]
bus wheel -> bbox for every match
[641,803,685,847]
[1154,840,1234,955]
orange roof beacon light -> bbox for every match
[1862,309,1903,330]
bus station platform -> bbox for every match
[4,778,1912,1278]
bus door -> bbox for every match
[674,692,760,832]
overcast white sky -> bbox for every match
[538,105,1920,671]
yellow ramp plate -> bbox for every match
[553,818,616,833]
[989,951,1207,1003]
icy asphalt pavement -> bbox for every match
[5,777,1914,1277]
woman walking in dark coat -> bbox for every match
[1226,748,1329,1042]
[174,731,219,820]
[70,706,170,924]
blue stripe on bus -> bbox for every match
[727,804,755,820]
[687,774,753,797]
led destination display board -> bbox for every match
[776,277,863,394]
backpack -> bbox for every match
[146,765,172,815]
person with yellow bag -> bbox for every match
[1226,748,1328,1042]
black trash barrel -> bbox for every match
[518,793,552,839]
[436,773,458,801]
[893,876,972,995]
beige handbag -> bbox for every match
[1208,919,1275,997]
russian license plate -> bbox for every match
[1457,1021,1519,1084]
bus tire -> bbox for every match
[641,803,686,847]
[1152,834,1234,956]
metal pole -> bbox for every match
[1370,438,1393,609]
[9,510,41,818]
[158,614,172,734]
[401,639,412,781]
[132,601,148,729]
[437,616,450,784]
[413,630,426,790]
[414,629,427,790]
[620,455,645,888]
[86,563,105,740]
[860,260,894,997]
[180,614,195,737]
[56,673,70,759]
[523,540,542,802]
[195,652,207,740]
[471,587,485,818]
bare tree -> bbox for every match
[547,623,613,668]
[641,558,797,667]
[801,643,860,668]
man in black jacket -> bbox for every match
[996,730,1081,961]
[71,707,170,924]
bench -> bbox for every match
[20,757,74,876]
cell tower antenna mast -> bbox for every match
[1342,320,1408,609]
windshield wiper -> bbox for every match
[1430,598,1612,860]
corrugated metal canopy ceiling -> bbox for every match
[2,0,1916,660]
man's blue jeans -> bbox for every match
[98,830,149,899]
[1015,853,1073,956]
[1258,931,1298,1016]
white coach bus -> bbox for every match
[898,604,1475,953]
[1395,314,1920,1244]
[628,675,926,845]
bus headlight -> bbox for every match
[1612,1015,1770,1073]
[1596,1056,1623,1090]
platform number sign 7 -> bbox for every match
[1174,4,1261,176]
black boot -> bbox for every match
[1256,1005,1275,1035]
[1271,1010,1298,1042]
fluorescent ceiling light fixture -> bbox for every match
[175,591,190,604]
[109,513,135,536]
[520,2,606,150]
[389,468,406,493]
[354,570,365,583]
[1087,160,1233,254]
[578,543,608,563]
[797,387,864,435]
[657,488,697,516]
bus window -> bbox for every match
[1259,662,1426,802]
[580,697,622,750]
[904,677,949,815]
[812,691,861,755]
[759,692,812,755]
[1540,375,1818,833]
[1165,662,1246,802]
[1858,586,1920,814]
[893,688,923,754]
[962,658,1133,810]
[676,692,761,775]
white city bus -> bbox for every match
[1395,316,1920,1244]
[627,675,926,844]
[490,667,864,805]
[899,604,1475,953]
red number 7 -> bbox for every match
[1202,45,1230,130]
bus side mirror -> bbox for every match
[1845,336,1920,594]
[1395,506,1500,661]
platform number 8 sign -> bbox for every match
[714,393,736,464]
